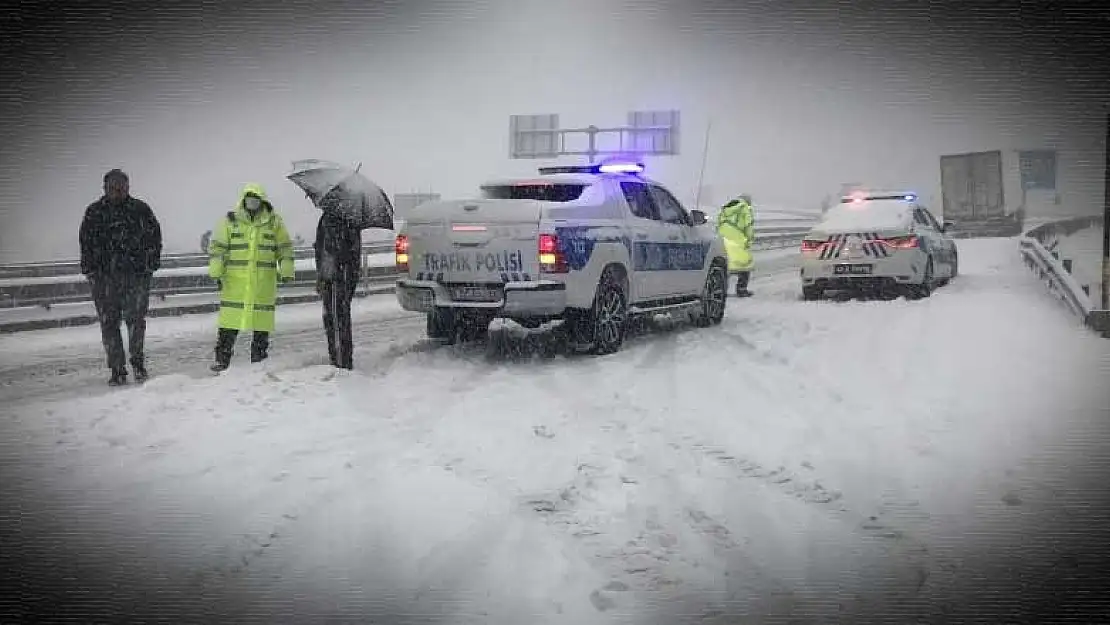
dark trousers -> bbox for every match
[215,328,270,366]
[321,279,358,369]
[736,271,750,291]
[90,272,151,373]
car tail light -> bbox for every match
[395,235,410,271]
[801,239,824,252]
[879,235,919,249]
[538,233,568,273]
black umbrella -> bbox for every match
[287,159,394,230]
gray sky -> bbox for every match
[1,0,1106,263]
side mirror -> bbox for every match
[690,209,708,226]
[941,220,954,233]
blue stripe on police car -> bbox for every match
[633,241,711,271]
[553,225,709,272]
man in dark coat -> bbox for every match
[314,204,363,370]
[79,169,163,385]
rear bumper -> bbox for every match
[395,279,567,317]
[805,276,901,292]
[800,252,923,285]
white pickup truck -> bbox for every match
[394,162,729,355]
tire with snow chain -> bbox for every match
[907,257,935,299]
[587,268,629,355]
[694,263,728,327]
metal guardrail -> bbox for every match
[0,263,400,310]
[0,227,814,310]
[750,229,809,251]
[1018,215,1106,336]
[0,243,397,280]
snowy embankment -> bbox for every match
[2,239,1109,623]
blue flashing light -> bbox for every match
[903,194,916,202]
[597,161,645,175]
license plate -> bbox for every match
[450,286,502,302]
[833,264,873,275]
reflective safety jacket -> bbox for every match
[208,183,295,332]
[716,198,755,273]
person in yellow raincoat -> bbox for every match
[207,183,296,371]
[717,195,755,297]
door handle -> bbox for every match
[636,233,649,240]
[668,235,680,241]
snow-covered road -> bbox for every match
[2,239,1108,623]
[0,248,802,407]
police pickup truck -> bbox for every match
[394,161,729,355]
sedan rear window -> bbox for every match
[819,200,912,231]
[481,183,587,202]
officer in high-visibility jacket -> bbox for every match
[717,195,755,297]
[207,183,296,371]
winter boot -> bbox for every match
[108,369,128,386]
[132,362,149,383]
[210,362,230,373]
[735,272,753,298]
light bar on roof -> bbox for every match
[597,161,645,174]
[840,193,918,204]
[538,164,597,175]
[537,161,646,176]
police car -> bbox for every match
[394,161,730,355]
[799,191,958,300]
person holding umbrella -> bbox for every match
[314,190,363,370]
[206,183,296,372]
[288,160,394,371]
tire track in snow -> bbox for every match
[505,363,798,612]
[533,312,935,618]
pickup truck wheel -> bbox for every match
[694,264,727,327]
[589,269,629,355]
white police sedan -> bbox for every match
[799,192,958,300]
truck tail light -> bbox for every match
[538,233,568,273]
[395,235,410,271]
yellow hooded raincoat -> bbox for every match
[717,198,755,273]
[208,184,296,332]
